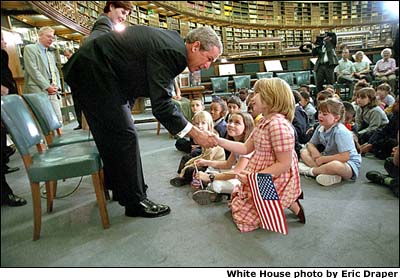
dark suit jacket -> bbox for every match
[1,49,17,94]
[63,25,188,135]
[312,33,338,72]
[86,14,113,43]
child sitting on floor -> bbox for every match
[175,98,205,154]
[210,97,228,139]
[170,110,225,187]
[299,98,362,186]
[225,96,242,122]
[355,87,389,145]
[376,83,396,110]
[192,112,255,205]
[215,78,305,232]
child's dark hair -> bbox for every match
[358,87,379,108]
[292,90,301,103]
[238,88,248,95]
[316,90,334,103]
[211,96,228,117]
[300,84,310,92]
[318,98,346,123]
[352,79,371,101]
[300,91,311,103]
[227,96,242,108]
[342,101,355,115]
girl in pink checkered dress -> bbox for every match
[215,78,305,232]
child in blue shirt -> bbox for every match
[299,98,362,186]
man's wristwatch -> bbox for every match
[208,174,215,183]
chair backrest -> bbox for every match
[256,72,273,79]
[22,93,62,136]
[233,75,251,90]
[1,95,42,156]
[210,77,229,93]
[276,72,294,86]
[294,71,311,86]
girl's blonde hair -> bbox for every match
[192,110,214,132]
[253,78,295,122]
[318,98,346,123]
[226,112,255,142]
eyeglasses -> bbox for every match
[44,34,55,40]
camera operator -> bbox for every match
[300,32,339,93]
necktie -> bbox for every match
[46,49,57,87]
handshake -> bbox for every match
[192,129,219,149]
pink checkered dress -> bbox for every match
[230,114,301,232]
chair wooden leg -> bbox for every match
[31,182,42,241]
[157,120,161,135]
[53,181,57,198]
[92,171,110,229]
[99,169,110,201]
[45,181,55,213]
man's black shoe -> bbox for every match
[5,145,16,158]
[73,126,82,130]
[1,194,27,207]
[5,165,20,175]
[125,198,170,218]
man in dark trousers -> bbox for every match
[312,32,339,92]
[63,25,222,218]
[83,1,132,197]
[1,31,26,206]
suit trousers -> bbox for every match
[316,64,336,92]
[76,91,148,207]
[48,94,63,125]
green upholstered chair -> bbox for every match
[22,93,111,201]
[294,71,311,86]
[233,75,251,91]
[276,72,295,87]
[1,95,109,240]
[210,77,232,98]
[333,83,352,101]
[23,93,93,147]
[256,72,273,79]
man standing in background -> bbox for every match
[313,32,339,92]
[1,31,27,207]
[23,26,63,125]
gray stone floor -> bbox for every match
[1,120,399,267]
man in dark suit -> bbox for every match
[86,1,132,43]
[312,32,339,92]
[63,25,222,218]
[1,31,26,206]
[83,1,132,196]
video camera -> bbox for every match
[315,32,336,46]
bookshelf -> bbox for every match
[8,1,399,58]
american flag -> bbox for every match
[247,173,288,235]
